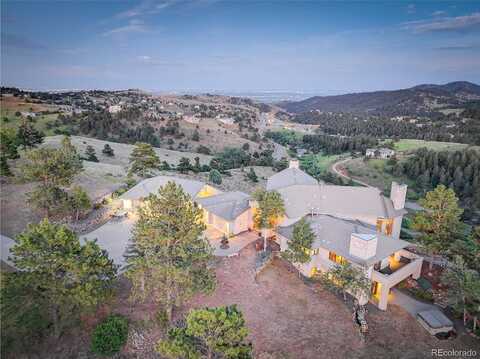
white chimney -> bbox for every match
[390,182,407,210]
[289,159,300,169]
[349,233,378,260]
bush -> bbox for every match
[91,314,129,356]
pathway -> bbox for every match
[330,157,373,188]
[390,288,437,317]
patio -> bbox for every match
[208,230,260,256]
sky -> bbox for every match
[1,0,480,94]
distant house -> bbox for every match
[108,105,122,114]
[21,111,36,118]
[365,148,395,159]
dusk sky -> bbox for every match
[2,0,480,94]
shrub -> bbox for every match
[91,314,129,356]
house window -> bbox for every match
[328,251,346,264]
[303,248,319,256]
[376,218,394,236]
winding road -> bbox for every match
[330,157,373,188]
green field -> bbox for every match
[392,139,472,153]
[300,153,341,177]
[1,108,67,136]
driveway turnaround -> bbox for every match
[81,218,134,269]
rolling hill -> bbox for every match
[279,81,480,116]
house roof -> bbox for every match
[276,183,406,220]
[277,215,410,267]
[197,191,251,221]
[119,176,207,201]
[266,167,318,191]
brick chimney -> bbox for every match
[390,182,407,210]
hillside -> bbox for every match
[279,81,480,116]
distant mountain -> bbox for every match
[279,81,480,116]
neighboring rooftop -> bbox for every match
[266,167,319,191]
[197,191,251,221]
[277,214,410,267]
[119,176,208,201]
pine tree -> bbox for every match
[209,169,222,185]
[412,185,464,269]
[0,128,19,176]
[128,142,160,177]
[246,167,258,182]
[191,129,200,141]
[69,186,91,221]
[253,189,285,252]
[11,219,117,338]
[125,182,215,321]
[16,119,44,149]
[177,157,191,173]
[156,305,252,359]
[102,144,115,157]
[84,145,99,162]
[281,218,315,272]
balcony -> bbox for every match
[378,255,411,275]
[372,249,423,289]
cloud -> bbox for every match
[406,4,416,14]
[433,44,479,51]
[135,55,185,67]
[404,12,480,33]
[432,10,447,17]
[103,19,149,36]
[115,0,178,19]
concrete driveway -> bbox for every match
[209,231,259,256]
[81,217,134,269]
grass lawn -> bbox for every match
[300,153,342,177]
[393,139,472,153]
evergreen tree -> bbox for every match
[253,189,285,252]
[246,167,258,182]
[128,142,160,177]
[281,218,315,272]
[84,145,99,162]
[20,145,83,217]
[11,219,117,338]
[125,182,215,321]
[102,143,115,157]
[16,119,44,149]
[191,129,200,141]
[442,256,480,330]
[157,305,252,359]
[209,169,222,185]
[177,157,192,173]
[412,185,464,269]
[193,156,201,173]
[320,261,371,303]
[69,186,91,221]
[0,128,19,176]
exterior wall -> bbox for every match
[371,249,423,310]
[278,232,422,310]
[391,215,403,240]
[232,209,252,235]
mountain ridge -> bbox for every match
[278,81,480,116]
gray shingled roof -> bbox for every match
[276,183,406,220]
[197,191,250,221]
[119,176,207,201]
[266,167,318,191]
[277,215,410,267]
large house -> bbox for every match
[120,162,422,310]
[119,176,253,237]
[366,147,395,159]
